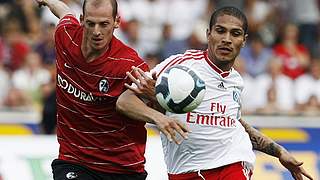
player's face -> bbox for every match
[81,1,119,52]
[207,14,247,67]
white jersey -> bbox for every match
[152,50,255,174]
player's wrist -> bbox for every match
[277,146,288,158]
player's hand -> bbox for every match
[125,66,158,103]
[154,114,190,145]
[279,150,313,180]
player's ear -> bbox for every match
[80,14,84,26]
[114,15,120,29]
[242,34,248,47]
[206,28,210,40]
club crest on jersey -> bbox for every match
[233,90,241,104]
[99,79,109,93]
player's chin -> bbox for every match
[216,54,234,62]
[92,44,107,51]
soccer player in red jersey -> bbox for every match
[34,0,188,179]
[117,7,314,180]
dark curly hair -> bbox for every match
[209,6,248,34]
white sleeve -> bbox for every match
[151,54,184,76]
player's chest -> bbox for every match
[197,76,242,114]
[56,56,128,98]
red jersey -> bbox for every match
[273,44,309,79]
[54,15,149,174]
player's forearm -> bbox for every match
[39,0,74,19]
[116,89,163,124]
[239,119,286,158]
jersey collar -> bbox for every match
[203,50,231,78]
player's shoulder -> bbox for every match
[110,37,148,70]
[112,37,143,62]
[228,68,244,88]
[164,49,205,65]
[152,49,206,76]
[179,49,206,61]
[56,14,80,30]
[229,68,243,80]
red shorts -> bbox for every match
[168,162,252,180]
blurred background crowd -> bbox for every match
[0,0,319,134]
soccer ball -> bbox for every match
[155,64,206,114]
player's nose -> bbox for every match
[93,25,101,36]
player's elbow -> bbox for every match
[116,94,126,114]
[116,90,131,114]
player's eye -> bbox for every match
[231,30,243,37]
[215,27,225,34]
[100,22,109,28]
[86,22,95,27]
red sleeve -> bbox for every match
[55,15,80,46]
[56,14,79,30]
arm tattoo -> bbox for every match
[239,119,284,157]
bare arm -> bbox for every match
[116,89,164,125]
[116,89,190,144]
[35,0,74,19]
[240,119,313,180]
[239,119,285,156]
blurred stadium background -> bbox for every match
[0,0,319,179]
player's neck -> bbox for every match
[207,52,234,72]
[81,43,109,63]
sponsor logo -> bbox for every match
[186,112,236,128]
[57,74,98,102]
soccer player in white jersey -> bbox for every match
[116,7,313,180]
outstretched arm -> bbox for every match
[239,119,313,180]
[117,89,189,144]
[116,67,190,144]
[35,0,74,19]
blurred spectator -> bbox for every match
[286,0,320,58]
[0,57,10,107]
[2,0,42,43]
[159,23,187,60]
[294,60,320,111]
[233,57,256,114]
[167,0,207,40]
[35,23,56,67]
[11,51,51,106]
[2,17,30,71]
[144,53,160,69]
[118,0,168,55]
[254,57,295,114]
[118,18,147,58]
[40,63,56,134]
[255,83,282,115]
[273,23,310,80]
[159,24,206,60]
[212,0,245,10]
[244,0,276,45]
[2,87,31,111]
[299,95,320,116]
[240,33,273,77]
[40,82,56,134]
